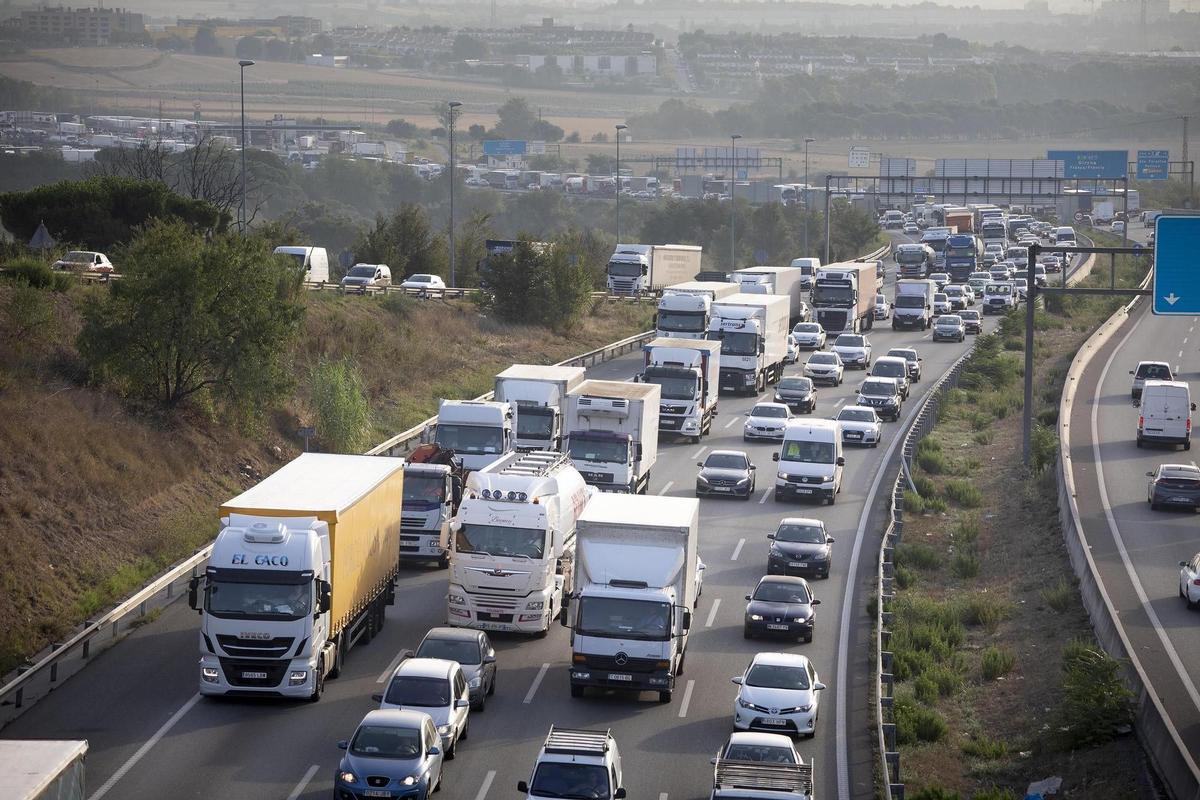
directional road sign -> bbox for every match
[848,146,870,169]
[1137,150,1169,181]
[1153,216,1200,315]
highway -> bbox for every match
[1066,220,1200,770]
[4,252,1013,800]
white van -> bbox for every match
[273,246,330,283]
[1137,380,1195,450]
[772,419,845,505]
[982,282,1017,314]
[1053,226,1075,244]
[790,257,821,291]
[340,262,392,291]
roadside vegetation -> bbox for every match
[886,239,1149,797]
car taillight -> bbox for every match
[1188,418,1192,432]
[1139,416,1144,429]
[1193,579,1200,587]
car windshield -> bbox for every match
[754,581,812,603]
[567,435,628,464]
[348,266,376,278]
[780,439,834,464]
[435,424,503,455]
[1137,364,1172,380]
[65,251,94,260]
[774,523,825,543]
[751,406,788,419]
[794,324,820,334]
[745,663,811,690]
[456,523,544,559]
[873,362,904,378]
[888,350,915,362]
[961,312,979,320]
[937,317,962,326]
[205,580,311,620]
[416,638,481,665]
[403,474,446,506]
[407,274,432,283]
[862,381,894,396]
[931,274,948,282]
[839,409,875,423]
[530,763,610,800]
[384,675,450,707]
[934,294,947,302]
[706,453,748,470]
[778,378,812,391]
[576,596,671,641]
[350,725,422,759]
[809,353,837,365]
[835,336,864,348]
[723,743,798,763]
[875,294,886,304]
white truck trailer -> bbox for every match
[434,399,516,472]
[732,266,807,322]
[494,365,587,452]
[607,244,703,294]
[0,739,88,800]
[564,380,660,495]
[190,453,403,701]
[708,293,791,395]
[656,281,741,340]
[447,450,592,635]
[639,337,721,443]
[892,279,937,331]
[566,494,699,704]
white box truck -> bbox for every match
[566,494,698,703]
[733,266,807,322]
[708,293,791,395]
[892,279,936,331]
[789,257,821,291]
[400,444,464,568]
[190,453,404,701]
[639,338,721,443]
[448,450,593,634]
[494,365,587,452]
[565,380,660,495]
[0,739,88,800]
[434,399,516,472]
[607,244,703,294]
[656,281,740,340]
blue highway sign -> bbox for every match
[1137,150,1169,181]
[1047,149,1128,179]
[1153,216,1200,315]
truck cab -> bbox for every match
[657,292,713,339]
[434,399,515,472]
[639,338,721,443]
[565,381,660,494]
[494,365,586,452]
[401,444,463,568]
[518,727,626,800]
[607,245,653,294]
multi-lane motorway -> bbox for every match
[1067,221,1200,774]
[4,251,1030,800]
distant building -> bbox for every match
[17,6,145,46]
[305,54,348,68]
[526,53,657,77]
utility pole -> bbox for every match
[615,123,627,244]
[730,134,741,270]
[238,59,255,233]
[804,138,815,256]
[447,101,462,287]
[1184,115,1193,207]
[824,174,833,265]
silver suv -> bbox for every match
[519,727,625,800]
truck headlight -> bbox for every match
[339,771,357,784]
[289,670,308,685]
[447,593,466,605]
[777,471,788,480]
[201,666,219,683]
[438,724,452,736]
[526,600,545,610]
[820,475,835,483]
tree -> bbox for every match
[264,37,290,61]
[586,153,617,175]
[493,97,540,139]
[193,26,220,56]
[451,34,489,60]
[385,118,419,138]
[479,236,594,332]
[236,36,264,60]
[467,124,488,140]
[78,220,304,412]
[354,204,447,279]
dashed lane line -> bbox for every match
[473,771,497,800]
[705,598,722,628]
[90,692,201,800]
[523,663,550,704]
[678,679,696,718]
[286,765,321,800]
[730,538,745,560]
[657,481,675,496]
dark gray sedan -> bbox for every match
[1147,463,1200,512]
[773,376,817,414]
[697,450,757,499]
[743,575,820,642]
[415,627,497,709]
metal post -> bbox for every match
[804,138,814,256]
[1121,176,1128,248]
[824,174,833,265]
[447,100,462,287]
[730,134,741,269]
[615,123,627,244]
[1022,242,1039,465]
[237,59,254,233]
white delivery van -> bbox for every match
[274,245,330,282]
[1137,380,1195,450]
[772,419,844,505]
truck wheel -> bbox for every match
[658,690,673,704]
[438,553,449,569]
[570,684,584,698]
[328,636,346,679]
[375,600,387,633]
[308,656,324,703]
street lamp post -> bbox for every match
[730,134,742,270]
[615,123,627,243]
[803,138,815,255]
[238,59,255,233]
[447,101,462,287]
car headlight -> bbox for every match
[469,675,482,688]
[697,474,710,485]
[447,593,466,605]
[339,771,357,784]
[737,696,753,709]
[793,614,810,623]
[438,724,452,736]
[526,600,545,610]
[769,544,782,556]
[744,421,753,430]
[774,394,783,402]
[402,775,418,786]
[736,476,750,485]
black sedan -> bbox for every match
[696,450,757,499]
[767,517,836,579]
[743,575,820,642]
[1147,463,1200,511]
[773,376,817,414]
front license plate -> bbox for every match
[767,623,790,630]
[846,432,862,439]
[241,671,268,680]
[714,486,730,492]
[795,487,813,494]
[364,791,392,798]
[608,673,632,682]
[789,562,807,568]
[1171,497,1191,503]
[761,717,788,726]
[475,621,507,631]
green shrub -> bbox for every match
[959,595,1011,631]
[943,478,982,508]
[381,292,416,319]
[968,411,993,431]
[2,257,72,292]
[953,550,980,579]
[913,673,938,704]
[912,474,937,498]
[971,788,1016,800]
[1031,423,1058,473]
[961,736,1008,760]
[953,516,981,545]
[910,790,961,800]
[896,565,915,589]
[1052,640,1134,750]
[916,438,948,474]
[895,694,949,744]
[897,542,941,572]
[1037,407,1059,426]
[1041,578,1075,613]
[893,645,935,681]
[926,496,949,514]
[903,490,926,514]
[926,662,964,696]
[310,358,371,453]
[972,430,994,446]
[981,646,1017,680]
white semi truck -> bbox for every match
[565,494,699,704]
[190,453,403,701]
[447,450,592,635]
[606,244,703,295]
[891,279,937,331]
[732,266,807,322]
[811,263,876,334]
[434,399,516,472]
[564,380,660,495]
[655,281,741,340]
[639,337,721,443]
[494,365,587,452]
[707,293,791,395]
[400,444,464,568]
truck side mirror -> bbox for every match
[319,581,332,613]
[681,610,692,632]
[634,443,643,460]
[614,789,627,800]
[836,456,846,466]
[187,576,201,612]
[518,781,529,793]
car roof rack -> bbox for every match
[544,726,612,756]
[713,759,814,796]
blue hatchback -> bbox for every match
[335,709,444,800]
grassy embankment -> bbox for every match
[0,282,650,674]
[885,234,1152,799]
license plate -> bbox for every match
[795,487,813,494]
[761,717,787,726]
[846,432,862,439]
[789,562,807,568]
[475,621,507,631]
[608,673,632,682]
[767,623,790,630]
[364,791,391,798]
[1171,497,1191,502]
[714,486,730,492]
[241,671,268,679]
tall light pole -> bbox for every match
[615,123,627,243]
[730,133,742,270]
[238,59,254,233]
[447,100,462,287]
[803,138,815,256]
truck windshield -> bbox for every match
[780,440,835,464]
[515,407,554,439]
[456,523,545,559]
[642,368,698,400]
[922,238,948,253]
[531,763,611,800]
[895,295,925,308]
[812,284,853,304]
[712,331,758,357]
[435,424,503,455]
[608,261,642,278]
[403,474,446,506]
[656,310,706,333]
[567,435,628,463]
[896,251,925,265]
[205,580,311,620]
[577,596,671,641]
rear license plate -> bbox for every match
[608,673,632,682]
[767,623,790,630]
[241,671,267,680]
[789,562,807,568]
[761,717,787,726]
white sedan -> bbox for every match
[791,322,826,350]
[831,333,872,370]
[732,652,826,738]
[803,351,844,386]
[836,406,882,447]
[401,273,447,292]
[1181,553,1200,608]
[744,402,792,441]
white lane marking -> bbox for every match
[731,538,745,560]
[678,679,696,718]
[286,765,321,800]
[1179,350,1184,359]
[1184,338,1190,345]
[90,692,201,799]
[705,598,722,627]
[378,645,413,683]
[758,486,772,504]
[657,481,675,496]
[1091,313,1200,713]
[724,416,739,429]
[692,445,709,460]
[659,794,669,800]
[474,770,497,800]
[523,663,550,704]
[834,398,845,408]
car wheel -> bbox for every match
[460,719,469,741]
[1136,437,1143,449]
[488,673,496,696]
[774,490,784,502]
[445,735,456,760]
[472,693,485,712]
[1151,501,1160,511]
[434,766,444,793]
[658,690,673,704]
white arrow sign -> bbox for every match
[1164,293,1181,306]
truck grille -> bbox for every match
[661,404,688,415]
[579,471,614,484]
[584,654,662,673]
[660,417,683,431]
[215,635,295,658]
[786,475,824,485]
[219,658,288,687]
[401,515,427,527]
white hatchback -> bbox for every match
[803,351,844,386]
[1180,552,1200,608]
[831,334,871,370]
[791,322,826,350]
[732,652,826,738]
